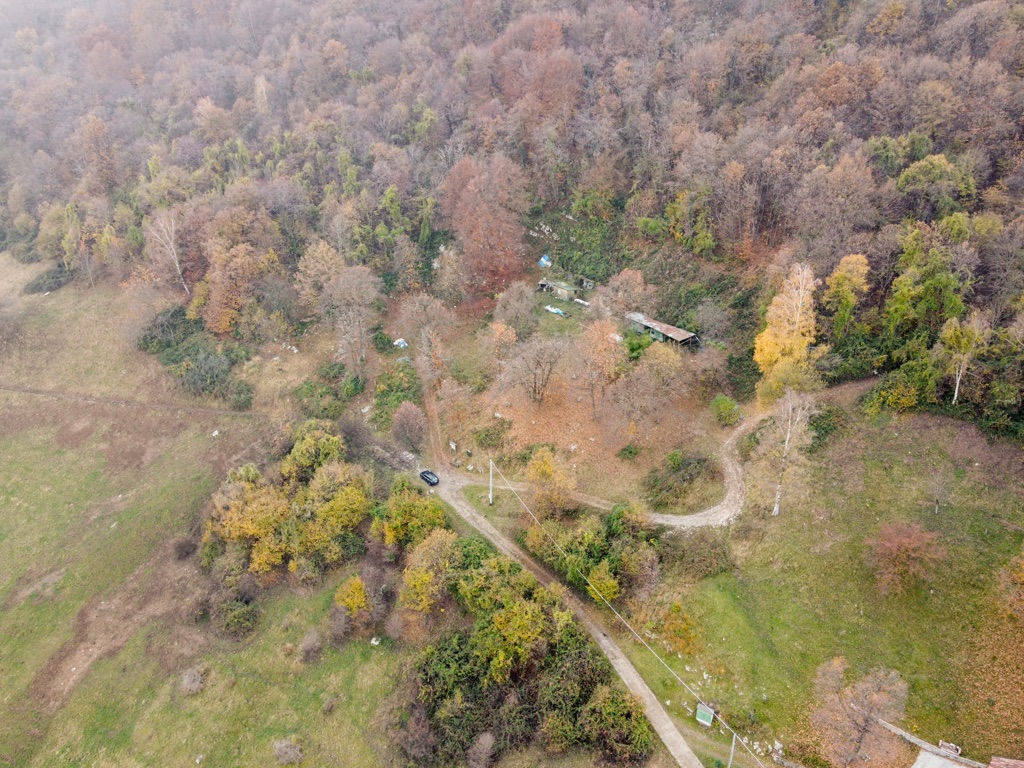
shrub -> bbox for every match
[580,685,653,763]
[710,394,741,426]
[180,665,206,695]
[623,330,653,360]
[643,452,712,510]
[317,361,347,382]
[299,629,323,663]
[230,380,254,411]
[866,522,947,595]
[663,529,732,580]
[24,263,74,294]
[371,362,422,430]
[372,326,394,352]
[295,379,345,420]
[335,575,369,614]
[182,351,232,396]
[328,605,351,645]
[221,600,260,638]
[273,738,304,765]
[474,419,511,449]
[617,444,641,461]
[807,405,848,452]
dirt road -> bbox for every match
[432,469,703,768]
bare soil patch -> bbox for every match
[5,568,67,609]
[28,541,209,716]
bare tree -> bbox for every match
[146,208,189,295]
[494,281,538,340]
[866,523,947,595]
[392,401,427,451]
[812,658,908,768]
[502,336,567,403]
[323,266,381,375]
[770,390,816,516]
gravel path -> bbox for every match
[648,417,760,529]
[423,394,703,768]
[433,470,703,768]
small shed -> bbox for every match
[539,279,581,301]
[625,312,699,347]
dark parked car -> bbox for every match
[419,470,440,486]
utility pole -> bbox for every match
[489,459,493,506]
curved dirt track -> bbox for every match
[433,470,703,768]
[648,417,760,529]
[423,395,704,768]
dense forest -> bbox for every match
[4,1,1024,766]
[2,0,1023,433]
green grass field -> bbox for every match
[462,412,1024,763]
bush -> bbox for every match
[643,452,712,510]
[866,522,947,595]
[180,665,206,695]
[273,738,304,765]
[807,405,848,452]
[617,444,641,461]
[24,263,74,294]
[318,361,347,382]
[231,380,254,411]
[299,629,323,663]
[710,394,741,426]
[221,600,260,638]
[663,529,732,580]
[580,685,653,763]
[182,351,232,396]
[295,379,345,419]
[726,350,760,402]
[623,330,653,360]
[371,362,422,430]
[474,419,511,450]
[372,327,394,352]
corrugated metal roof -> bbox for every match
[625,312,696,342]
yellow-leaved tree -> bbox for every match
[822,254,870,341]
[754,262,825,402]
[399,528,462,613]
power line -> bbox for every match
[490,460,770,768]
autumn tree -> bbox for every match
[494,281,538,340]
[579,319,626,421]
[399,528,462,613]
[501,335,567,404]
[295,240,346,314]
[391,401,427,451]
[321,266,381,374]
[866,522,947,595]
[145,208,189,295]
[597,269,650,316]
[932,310,991,405]
[754,262,824,402]
[439,154,529,293]
[769,390,816,516]
[378,489,447,548]
[822,254,870,342]
[812,658,908,768]
[196,242,280,335]
[526,446,576,517]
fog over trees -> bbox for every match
[2,0,1024,432]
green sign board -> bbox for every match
[696,703,714,727]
